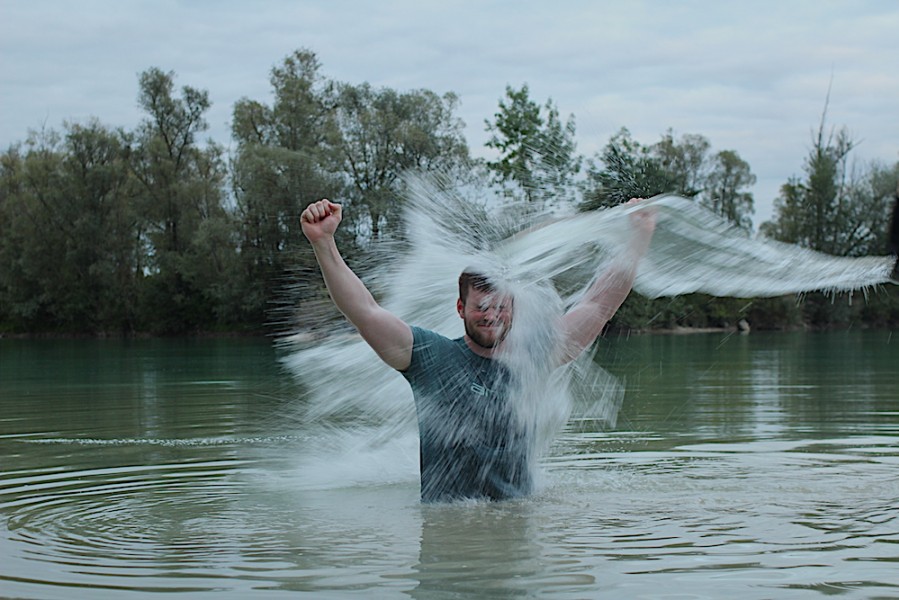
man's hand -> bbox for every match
[301,199,342,244]
[625,197,657,254]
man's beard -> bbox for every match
[464,319,509,349]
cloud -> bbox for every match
[1,0,897,226]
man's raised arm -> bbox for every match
[557,198,656,365]
[301,199,413,371]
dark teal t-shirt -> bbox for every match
[401,326,532,502]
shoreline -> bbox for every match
[3,322,894,341]
[0,329,274,341]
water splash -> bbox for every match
[500,194,895,298]
[282,174,895,495]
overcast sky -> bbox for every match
[2,0,897,226]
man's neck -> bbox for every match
[463,335,501,358]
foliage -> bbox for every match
[128,68,235,334]
[0,123,138,333]
[484,84,580,207]
[1,49,896,336]
[702,150,756,232]
[581,128,756,233]
[329,80,470,242]
[228,49,471,332]
[759,106,899,328]
[609,293,754,332]
[230,50,343,327]
[0,49,475,335]
[582,129,763,332]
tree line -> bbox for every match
[1,49,896,336]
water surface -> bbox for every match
[1,332,897,598]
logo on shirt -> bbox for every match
[471,382,491,397]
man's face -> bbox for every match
[457,287,513,349]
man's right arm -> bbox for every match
[302,200,413,371]
[556,198,656,365]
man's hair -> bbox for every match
[458,271,495,305]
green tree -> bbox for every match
[0,136,57,330]
[581,128,679,209]
[702,149,756,232]
[0,122,138,333]
[760,113,890,257]
[583,129,758,330]
[230,49,469,330]
[762,126,855,254]
[231,50,342,327]
[59,121,140,331]
[651,130,710,199]
[330,80,469,241]
[862,161,899,256]
[583,129,754,229]
[129,67,233,333]
[759,107,899,328]
[485,84,580,207]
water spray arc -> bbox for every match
[285,174,897,499]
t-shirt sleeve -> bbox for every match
[401,326,445,384]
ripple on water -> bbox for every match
[534,432,899,597]
[3,428,899,598]
[0,434,313,596]
[4,461,243,553]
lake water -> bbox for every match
[1,331,897,599]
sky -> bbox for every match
[2,0,898,227]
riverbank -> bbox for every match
[0,328,273,340]
[9,321,895,342]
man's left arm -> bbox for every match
[556,199,656,364]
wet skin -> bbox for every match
[457,288,513,352]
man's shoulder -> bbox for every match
[408,326,466,363]
[410,326,461,345]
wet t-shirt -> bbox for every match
[400,326,532,502]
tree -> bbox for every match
[0,137,55,330]
[759,105,899,327]
[330,81,469,241]
[651,130,710,199]
[582,128,657,209]
[485,84,580,207]
[581,129,706,209]
[702,150,756,232]
[582,129,758,330]
[231,50,342,326]
[863,161,899,257]
[129,68,233,333]
[59,121,140,331]
[759,111,883,257]
[583,128,755,229]
[230,49,470,330]
[0,122,138,333]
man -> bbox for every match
[301,197,655,502]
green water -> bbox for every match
[1,331,897,598]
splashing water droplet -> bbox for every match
[282,173,895,497]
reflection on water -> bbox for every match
[1,332,898,598]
